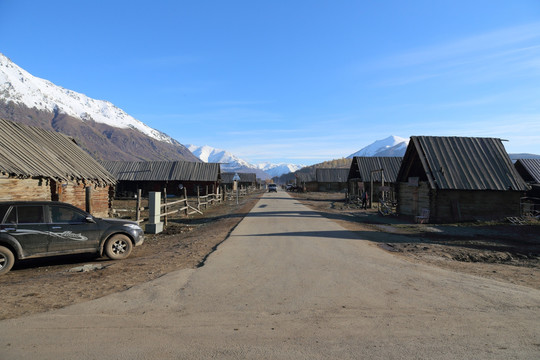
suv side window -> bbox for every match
[50,206,87,224]
[0,205,11,224]
[16,206,45,224]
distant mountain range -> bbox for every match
[0,52,197,162]
[187,144,304,179]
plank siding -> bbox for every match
[397,182,430,218]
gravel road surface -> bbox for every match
[1,191,539,359]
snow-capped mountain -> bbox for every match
[348,135,409,158]
[187,145,304,179]
[0,53,173,143]
[0,53,197,162]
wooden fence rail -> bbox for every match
[130,187,223,226]
[127,185,259,226]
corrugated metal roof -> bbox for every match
[316,168,349,183]
[221,172,257,183]
[515,158,540,184]
[348,157,403,182]
[398,136,528,191]
[0,118,116,185]
[100,161,221,182]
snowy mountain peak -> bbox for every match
[0,52,174,144]
[348,135,409,158]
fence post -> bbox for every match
[136,189,142,223]
[163,187,168,227]
[146,191,163,234]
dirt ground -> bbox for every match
[0,192,263,321]
[291,192,540,291]
[2,190,539,321]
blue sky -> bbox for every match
[1,0,539,165]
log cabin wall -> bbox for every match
[433,189,522,223]
[0,176,51,201]
[53,180,111,218]
[398,181,523,223]
[318,182,348,192]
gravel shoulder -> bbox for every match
[290,191,540,290]
[0,192,263,321]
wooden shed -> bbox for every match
[221,172,257,190]
[315,168,349,192]
[347,157,402,203]
[0,118,116,217]
[396,136,529,223]
[295,171,317,192]
[100,161,221,198]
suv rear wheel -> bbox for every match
[0,246,15,275]
[104,234,133,260]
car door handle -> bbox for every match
[51,226,62,229]
[4,227,16,231]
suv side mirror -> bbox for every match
[85,216,96,224]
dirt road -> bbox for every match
[1,190,539,359]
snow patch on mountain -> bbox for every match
[348,135,409,157]
[0,52,174,144]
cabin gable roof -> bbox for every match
[397,136,528,191]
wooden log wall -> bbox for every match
[318,182,348,192]
[0,176,50,201]
[398,180,524,222]
[55,181,111,218]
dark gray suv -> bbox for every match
[0,201,144,275]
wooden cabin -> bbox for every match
[347,157,402,203]
[514,158,540,215]
[396,136,529,223]
[295,171,317,192]
[221,172,257,191]
[316,168,349,192]
[101,161,221,198]
[0,118,116,217]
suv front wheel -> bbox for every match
[104,234,133,260]
[0,246,15,275]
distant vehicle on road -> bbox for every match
[0,201,144,275]
[268,184,278,192]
